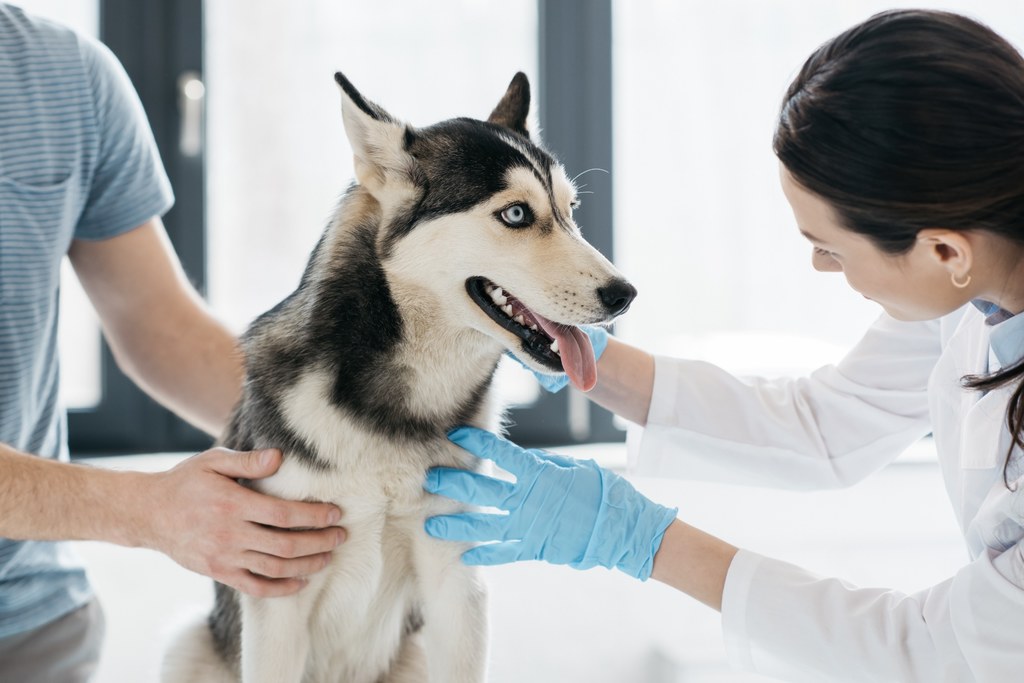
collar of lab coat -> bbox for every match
[972,299,1023,370]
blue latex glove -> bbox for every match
[424,426,677,581]
[507,325,609,393]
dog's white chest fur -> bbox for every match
[250,464,432,683]
[237,369,487,682]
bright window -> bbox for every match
[612,0,1024,377]
[204,0,538,336]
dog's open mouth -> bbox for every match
[466,276,598,391]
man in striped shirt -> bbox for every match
[0,5,346,679]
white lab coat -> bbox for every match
[626,304,1024,682]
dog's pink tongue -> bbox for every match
[534,315,597,392]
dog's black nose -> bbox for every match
[598,278,637,316]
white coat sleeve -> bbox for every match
[721,538,1024,681]
[628,313,941,488]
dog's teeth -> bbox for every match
[530,324,538,331]
[514,315,525,325]
[502,304,513,316]
[489,288,507,306]
[550,339,560,354]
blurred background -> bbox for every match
[14,1,1022,681]
[34,0,1024,452]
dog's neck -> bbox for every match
[387,278,507,425]
[241,190,504,446]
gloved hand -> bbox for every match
[424,426,677,580]
[507,325,610,393]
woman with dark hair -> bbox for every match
[424,9,1024,682]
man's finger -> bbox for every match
[228,570,308,598]
[244,524,346,561]
[243,550,333,580]
[203,447,282,480]
[243,490,343,530]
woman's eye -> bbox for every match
[814,246,838,258]
[499,203,531,227]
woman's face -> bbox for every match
[779,164,970,321]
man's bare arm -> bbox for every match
[6,218,348,596]
[68,218,243,436]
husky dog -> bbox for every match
[161,72,636,683]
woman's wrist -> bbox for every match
[651,519,740,611]
[588,337,655,425]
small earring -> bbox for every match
[951,272,972,289]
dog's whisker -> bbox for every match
[570,167,609,184]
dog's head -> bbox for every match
[334,72,635,392]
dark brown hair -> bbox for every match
[774,9,1024,487]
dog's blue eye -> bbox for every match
[499,204,531,227]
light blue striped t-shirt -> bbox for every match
[0,3,173,637]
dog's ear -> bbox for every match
[334,72,414,193]
[487,72,531,138]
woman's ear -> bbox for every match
[916,228,974,281]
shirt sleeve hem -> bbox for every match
[624,355,683,475]
[646,354,682,427]
[73,191,174,242]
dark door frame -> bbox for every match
[69,0,208,455]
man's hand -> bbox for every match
[139,447,346,597]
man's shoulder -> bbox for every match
[0,2,96,115]
[0,3,83,56]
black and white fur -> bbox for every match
[161,72,636,683]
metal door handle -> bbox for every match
[177,71,205,158]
